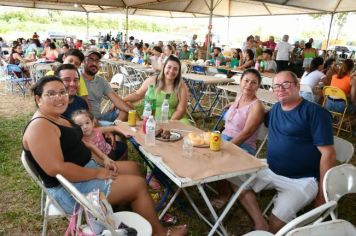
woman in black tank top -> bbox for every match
[22,76,188,235]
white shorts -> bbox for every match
[246,168,318,223]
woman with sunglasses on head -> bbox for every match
[22,76,188,236]
[124,55,190,124]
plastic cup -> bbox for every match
[182,137,193,158]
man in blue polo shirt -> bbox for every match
[239,71,336,233]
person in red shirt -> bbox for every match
[262,36,276,51]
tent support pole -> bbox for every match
[206,0,213,60]
[326,12,334,53]
[86,12,89,41]
[126,7,129,42]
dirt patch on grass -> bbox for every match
[0,94,36,118]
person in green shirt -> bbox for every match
[178,44,190,60]
[123,55,190,124]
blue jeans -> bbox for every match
[222,134,256,156]
[325,98,356,114]
[47,160,112,214]
[99,109,119,127]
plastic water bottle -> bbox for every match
[142,102,152,133]
[189,52,194,62]
[255,61,260,71]
[144,85,156,116]
[160,94,170,123]
[260,60,265,72]
[145,115,156,146]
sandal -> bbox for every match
[166,225,188,236]
[162,213,177,224]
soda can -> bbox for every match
[210,131,221,151]
[128,110,136,127]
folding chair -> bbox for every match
[101,73,124,113]
[285,219,356,236]
[243,200,337,236]
[56,174,152,236]
[322,86,352,136]
[261,76,273,91]
[323,164,356,220]
[21,151,67,236]
[34,63,53,82]
[6,64,32,96]
[119,66,142,95]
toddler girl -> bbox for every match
[71,109,127,161]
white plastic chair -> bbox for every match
[243,200,337,236]
[261,76,273,90]
[21,151,67,236]
[333,136,354,164]
[323,164,356,220]
[56,174,152,236]
[285,219,356,236]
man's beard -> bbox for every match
[85,67,97,76]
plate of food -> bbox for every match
[187,132,211,147]
[155,129,182,142]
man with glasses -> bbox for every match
[239,71,336,233]
[82,50,131,125]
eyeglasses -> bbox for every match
[86,57,100,63]
[43,90,69,99]
[272,81,296,91]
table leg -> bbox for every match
[182,188,225,236]
[208,173,258,236]
[158,188,181,220]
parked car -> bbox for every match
[327,45,354,58]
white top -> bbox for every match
[275,41,293,61]
[264,60,277,73]
[300,70,326,87]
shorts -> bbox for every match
[245,168,318,223]
[222,134,256,155]
[47,160,112,214]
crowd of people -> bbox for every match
[0,31,354,235]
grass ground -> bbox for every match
[0,94,355,235]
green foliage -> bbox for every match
[0,10,169,35]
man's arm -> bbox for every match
[315,145,336,206]
[107,92,131,113]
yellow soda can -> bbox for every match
[210,131,221,151]
[128,110,136,127]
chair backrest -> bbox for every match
[56,174,117,235]
[275,200,337,236]
[322,86,348,108]
[333,136,354,163]
[323,164,356,202]
[285,219,356,236]
[261,76,273,90]
[110,73,124,85]
[120,66,130,77]
[21,151,66,216]
[231,74,241,84]
[255,123,268,157]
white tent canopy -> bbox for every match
[0,0,355,16]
